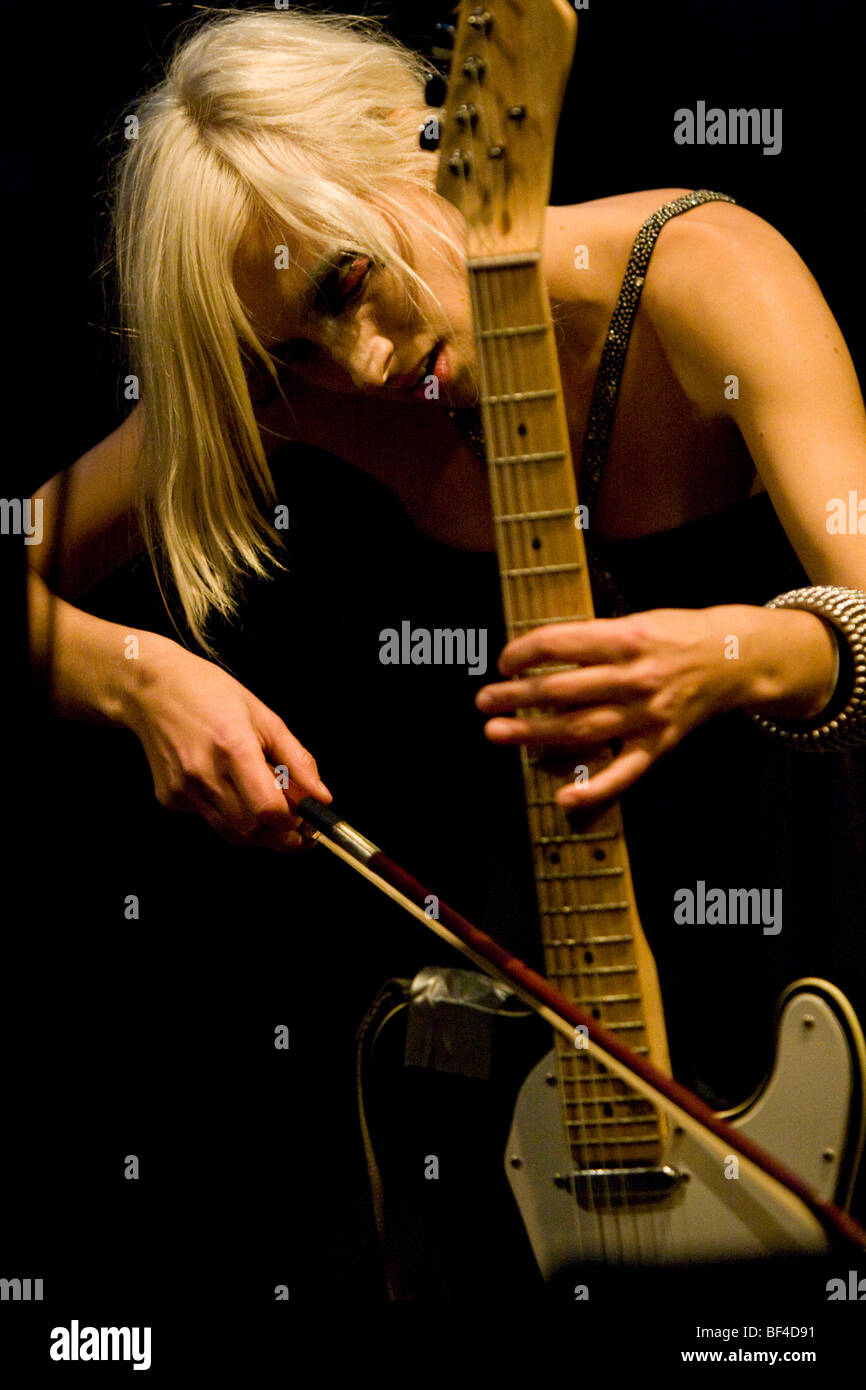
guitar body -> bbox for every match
[506,978,866,1276]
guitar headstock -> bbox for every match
[433,2,578,256]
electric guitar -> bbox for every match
[425,0,866,1278]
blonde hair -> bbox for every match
[109,5,458,654]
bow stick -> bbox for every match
[287,784,866,1257]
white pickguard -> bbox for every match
[505,981,865,1276]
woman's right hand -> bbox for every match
[122,636,331,850]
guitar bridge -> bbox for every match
[555,1165,685,1209]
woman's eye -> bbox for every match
[315,254,372,315]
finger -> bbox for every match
[223,741,304,830]
[259,716,332,802]
[190,789,305,851]
[226,772,305,840]
[482,708,632,746]
[476,666,630,714]
[498,618,642,676]
[554,741,656,808]
[189,794,245,846]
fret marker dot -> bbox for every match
[531,537,542,550]
[593,849,606,861]
[517,422,527,435]
[584,950,594,963]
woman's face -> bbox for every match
[233,193,479,408]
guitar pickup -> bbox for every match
[555,1165,685,1208]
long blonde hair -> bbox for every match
[109,5,457,654]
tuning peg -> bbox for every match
[424,71,448,107]
[431,22,455,61]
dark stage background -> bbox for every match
[2,0,865,1370]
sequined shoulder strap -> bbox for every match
[578,189,736,518]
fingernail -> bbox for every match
[485,719,510,736]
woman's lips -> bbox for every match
[408,342,450,397]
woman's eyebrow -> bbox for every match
[258,250,337,354]
[275,248,347,334]
[304,249,341,297]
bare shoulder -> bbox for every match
[541,189,695,303]
[541,189,802,309]
[638,197,847,414]
[542,189,846,425]
[643,194,816,307]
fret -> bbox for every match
[490,450,566,466]
[539,902,630,915]
[532,832,619,845]
[481,388,558,405]
[469,244,669,1172]
[534,867,624,879]
[573,994,642,1005]
[561,1093,653,1106]
[559,964,637,977]
[543,935,632,948]
[571,933,634,945]
[566,1116,660,1130]
[477,322,548,339]
[558,1072,613,1082]
[467,252,540,269]
[547,978,644,1000]
[502,562,582,578]
[496,508,574,523]
[558,1058,649,1081]
[559,1135,660,1147]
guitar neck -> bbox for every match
[469,256,672,1166]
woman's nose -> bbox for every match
[342,327,395,391]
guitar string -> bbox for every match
[461,42,683,1265]
[509,260,630,1261]
[469,196,674,1265]
[454,57,754,1274]
[470,261,584,1261]
[472,248,611,1262]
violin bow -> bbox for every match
[290,786,866,1258]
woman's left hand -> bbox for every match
[474,604,803,809]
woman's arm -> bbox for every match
[476,204,866,805]
[27,406,330,843]
[28,402,159,723]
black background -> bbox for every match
[2,0,864,1372]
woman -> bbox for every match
[28,7,866,830]
[26,5,866,1277]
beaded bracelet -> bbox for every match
[751,586,866,750]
